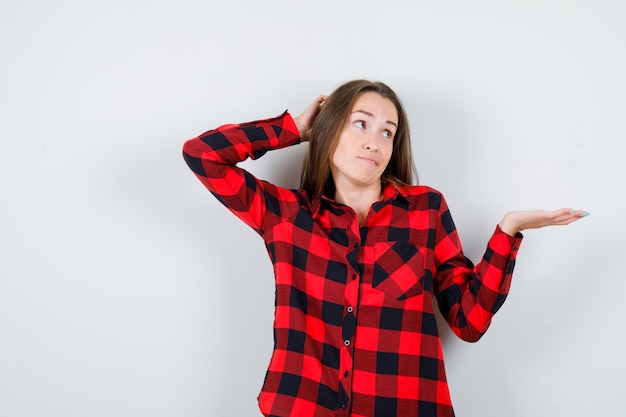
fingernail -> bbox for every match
[569,209,576,214]
[581,211,590,217]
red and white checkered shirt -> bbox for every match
[183,112,523,417]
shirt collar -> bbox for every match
[309,183,410,219]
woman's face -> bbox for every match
[330,92,398,192]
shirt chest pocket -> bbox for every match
[370,242,424,300]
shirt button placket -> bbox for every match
[339,234,359,416]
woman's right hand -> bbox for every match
[294,95,327,142]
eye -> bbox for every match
[353,120,366,129]
[382,130,394,139]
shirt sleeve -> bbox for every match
[182,111,301,234]
[432,194,523,342]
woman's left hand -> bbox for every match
[499,208,589,236]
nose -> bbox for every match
[363,135,378,151]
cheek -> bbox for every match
[331,141,349,163]
[381,143,394,164]
[329,148,343,173]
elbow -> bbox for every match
[182,140,208,177]
[456,328,485,343]
[451,312,492,343]
[454,326,485,343]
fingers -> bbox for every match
[564,209,590,225]
[312,95,327,113]
[546,208,590,226]
[295,95,328,142]
[309,95,327,109]
[567,208,590,218]
[500,208,589,234]
[304,95,327,118]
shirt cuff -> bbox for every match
[279,111,302,145]
[491,224,523,256]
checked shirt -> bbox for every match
[182,112,523,417]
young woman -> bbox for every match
[182,80,587,417]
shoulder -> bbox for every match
[395,184,448,210]
[400,184,443,196]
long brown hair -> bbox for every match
[300,79,416,199]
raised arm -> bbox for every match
[182,112,301,233]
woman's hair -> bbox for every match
[300,79,417,199]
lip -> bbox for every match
[357,156,378,166]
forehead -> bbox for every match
[350,92,398,124]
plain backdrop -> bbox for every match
[1,1,624,416]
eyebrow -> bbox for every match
[351,109,398,128]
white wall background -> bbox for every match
[1,1,624,416]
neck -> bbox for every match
[334,182,383,224]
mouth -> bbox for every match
[357,156,378,166]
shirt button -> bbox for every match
[351,273,357,280]
[344,340,350,346]
[353,243,358,248]
[342,404,347,409]
[344,371,349,377]
[347,306,353,313]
